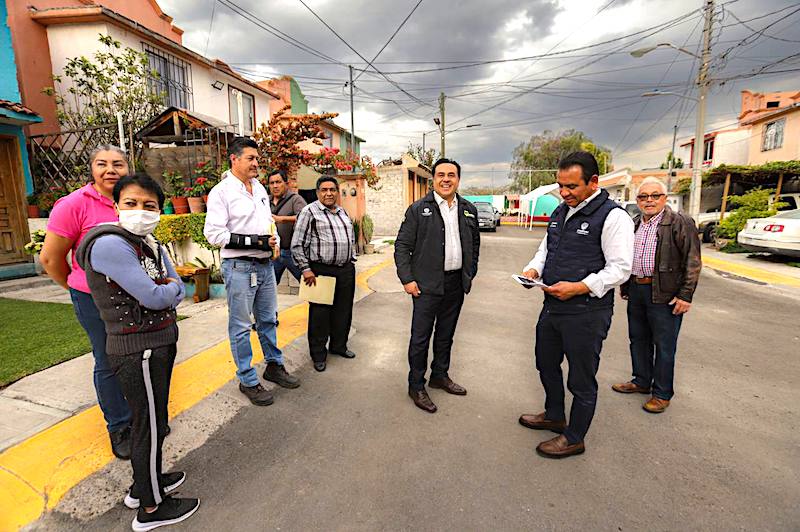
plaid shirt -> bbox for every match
[632,208,665,277]
[291,200,355,271]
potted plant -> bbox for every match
[163,171,189,214]
[186,177,208,213]
[361,214,374,254]
[163,198,174,215]
[26,194,40,218]
[24,229,46,255]
[35,188,62,217]
[193,160,221,203]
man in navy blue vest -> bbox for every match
[518,152,634,458]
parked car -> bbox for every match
[475,202,497,232]
[737,208,800,257]
[616,201,641,218]
[699,192,800,243]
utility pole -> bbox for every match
[689,0,714,223]
[422,131,426,156]
[438,92,446,157]
[348,65,355,154]
[668,123,678,191]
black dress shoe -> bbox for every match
[408,388,437,413]
[429,376,467,395]
[263,362,300,388]
[239,383,274,406]
[314,361,326,372]
[330,349,356,359]
[109,426,132,460]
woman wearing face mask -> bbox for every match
[76,173,198,531]
[40,145,134,459]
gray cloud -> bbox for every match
[159,0,800,187]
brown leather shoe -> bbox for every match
[518,412,566,434]
[536,434,585,459]
[643,396,670,413]
[611,381,651,394]
[408,388,437,413]
[428,376,467,395]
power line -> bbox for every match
[217,0,344,65]
[295,0,433,110]
[445,8,703,129]
[203,0,217,56]
[351,0,424,83]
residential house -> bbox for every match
[6,0,281,138]
[739,91,800,165]
[676,89,799,169]
[1,0,43,279]
[366,154,431,236]
[599,167,691,212]
[257,76,365,158]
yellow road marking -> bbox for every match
[703,255,800,288]
[0,259,392,531]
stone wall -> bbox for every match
[366,166,405,236]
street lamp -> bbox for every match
[632,29,712,223]
[423,123,480,157]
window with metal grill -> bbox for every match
[762,119,785,151]
[143,43,193,110]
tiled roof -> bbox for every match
[0,100,38,116]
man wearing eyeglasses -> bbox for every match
[612,176,701,414]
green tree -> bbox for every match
[508,130,612,192]
[44,34,165,136]
[659,151,684,169]
[717,188,786,240]
[405,141,438,168]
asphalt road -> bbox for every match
[64,226,800,531]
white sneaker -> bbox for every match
[124,472,186,509]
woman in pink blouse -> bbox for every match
[39,145,133,459]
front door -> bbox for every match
[0,135,30,265]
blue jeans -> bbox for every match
[221,258,283,386]
[627,283,683,400]
[272,248,302,284]
[69,288,132,433]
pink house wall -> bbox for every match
[7,0,184,135]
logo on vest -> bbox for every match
[576,221,590,235]
[549,221,558,228]
[422,207,432,216]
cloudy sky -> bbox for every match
[159,0,800,187]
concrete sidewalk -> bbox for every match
[701,244,800,289]
[0,248,393,531]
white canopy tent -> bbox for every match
[518,183,560,230]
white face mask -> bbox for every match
[118,209,160,236]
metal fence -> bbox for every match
[28,122,141,193]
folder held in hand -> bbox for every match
[299,275,337,305]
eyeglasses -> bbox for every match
[636,193,665,201]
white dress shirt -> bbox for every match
[203,171,278,259]
[434,192,463,271]
[524,190,634,298]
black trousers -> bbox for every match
[308,261,355,363]
[109,344,176,508]
[407,270,465,390]
[535,307,613,445]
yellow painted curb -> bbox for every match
[0,258,393,531]
[703,255,800,288]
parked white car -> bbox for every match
[699,192,800,243]
[737,209,800,257]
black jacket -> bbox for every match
[394,192,480,295]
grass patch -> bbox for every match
[0,297,91,387]
[788,262,800,268]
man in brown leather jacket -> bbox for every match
[612,177,701,413]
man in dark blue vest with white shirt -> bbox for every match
[518,152,634,458]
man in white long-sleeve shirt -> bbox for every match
[517,151,633,459]
[204,137,299,406]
